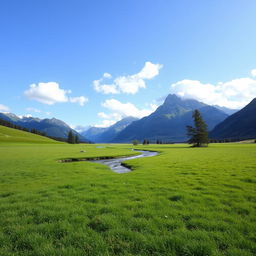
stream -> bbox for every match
[91,150,158,173]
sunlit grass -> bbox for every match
[0,125,60,144]
[0,141,255,255]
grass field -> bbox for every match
[0,125,60,144]
[0,126,256,255]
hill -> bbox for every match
[0,113,87,141]
[210,98,256,140]
[0,125,61,143]
[113,94,228,143]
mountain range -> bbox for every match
[2,94,253,144]
[112,94,229,142]
[210,98,256,140]
[0,113,87,141]
[82,116,138,142]
[213,105,239,115]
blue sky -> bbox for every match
[0,0,256,130]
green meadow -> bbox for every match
[0,126,256,255]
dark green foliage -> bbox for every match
[143,139,149,145]
[75,134,79,144]
[132,140,140,145]
[67,130,75,144]
[187,109,209,147]
[67,132,80,144]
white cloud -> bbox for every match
[94,120,117,128]
[24,82,88,106]
[93,99,158,128]
[136,61,162,79]
[103,73,112,79]
[18,114,32,118]
[69,96,88,106]
[26,107,41,113]
[70,125,90,133]
[25,108,51,117]
[0,104,10,112]
[170,77,256,109]
[251,69,256,77]
[97,112,122,120]
[24,82,69,105]
[93,79,119,94]
[102,99,157,119]
[94,112,123,128]
[93,61,163,94]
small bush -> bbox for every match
[132,140,140,145]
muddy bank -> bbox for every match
[60,150,158,173]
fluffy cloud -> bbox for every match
[251,69,256,77]
[25,107,51,117]
[18,114,32,118]
[24,82,88,106]
[24,82,69,105]
[93,61,163,94]
[97,112,122,120]
[94,120,117,128]
[94,112,122,128]
[170,77,256,109]
[71,125,90,133]
[93,80,119,94]
[0,104,10,112]
[26,107,41,113]
[69,96,88,106]
[102,99,158,119]
[93,99,158,128]
[103,73,112,79]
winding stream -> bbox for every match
[91,150,158,173]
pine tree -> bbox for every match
[187,109,209,147]
[67,130,75,144]
[75,134,79,144]
[143,139,149,145]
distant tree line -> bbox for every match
[133,139,173,145]
[209,138,256,143]
[143,139,149,145]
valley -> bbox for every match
[0,127,255,255]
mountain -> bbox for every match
[210,98,256,140]
[82,116,138,143]
[112,94,228,143]
[0,113,87,141]
[213,105,239,115]
[81,127,107,142]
